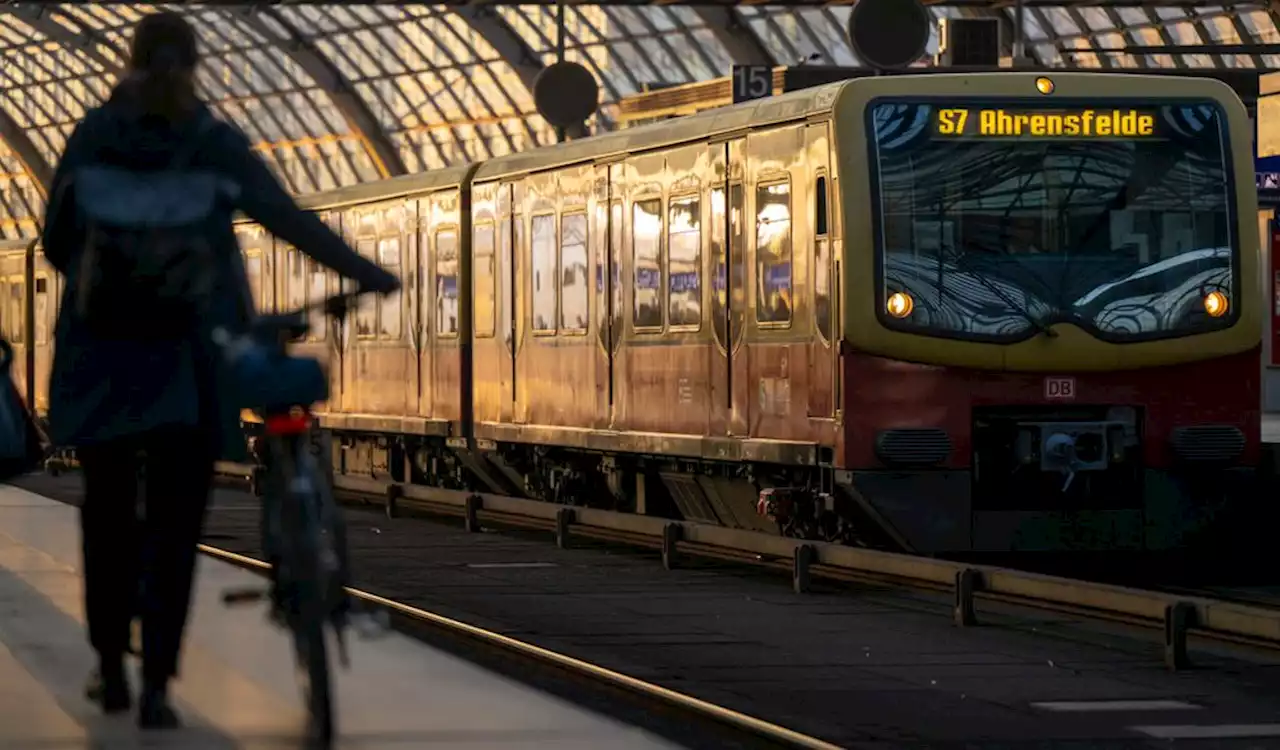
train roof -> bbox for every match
[472,80,848,183]
[0,239,32,256]
[295,163,475,213]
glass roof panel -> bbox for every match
[0,3,1272,238]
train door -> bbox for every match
[342,207,376,414]
[31,266,52,415]
[234,223,270,315]
[709,139,749,436]
[415,201,435,420]
[317,212,345,411]
[806,122,837,419]
[0,264,25,409]
[1269,213,1280,369]
[510,182,528,424]
[364,205,410,415]
[591,163,621,428]
[497,183,517,423]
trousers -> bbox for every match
[78,426,213,684]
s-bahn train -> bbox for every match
[2,71,1263,555]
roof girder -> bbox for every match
[692,7,774,66]
[234,7,409,179]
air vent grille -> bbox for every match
[876,428,951,466]
[1170,425,1245,463]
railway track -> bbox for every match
[207,463,1280,670]
[197,542,843,750]
[42,457,1280,665]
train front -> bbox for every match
[836,73,1261,554]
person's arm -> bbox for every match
[218,124,398,292]
[41,121,92,274]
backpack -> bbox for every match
[67,115,230,339]
[0,339,47,481]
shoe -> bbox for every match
[137,686,181,729]
[86,666,131,714]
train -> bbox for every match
[2,71,1263,556]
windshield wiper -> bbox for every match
[952,243,1057,338]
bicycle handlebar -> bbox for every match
[234,288,383,348]
[292,289,380,325]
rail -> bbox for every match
[218,462,1280,671]
[197,543,845,750]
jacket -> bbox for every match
[41,86,394,460]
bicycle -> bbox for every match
[219,291,384,746]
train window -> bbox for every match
[500,218,514,349]
[632,199,663,330]
[474,223,496,338]
[594,200,607,329]
[436,230,459,337]
[353,214,376,254]
[418,227,431,333]
[709,185,745,347]
[815,175,829,237]
[285,249,305,312]
[245,254,262,312]
[378,237,402,340]
[354,239,378,337]
[594,201,624,338]
[560,212,588,333]
[531,214,557,333]
[7,281,22,344]
[610,202,623,337]
[668,196,701,329]
[308,259,328,342]
[756,181,793,326]
[34,276,48,345]
[814,175,832,343]
[710,188,727,345]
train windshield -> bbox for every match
[867,98,1238,343]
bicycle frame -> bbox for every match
[222,292,370,746]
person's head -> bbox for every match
[125,11,199,120]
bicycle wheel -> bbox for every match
[277,434,338,746]
[296,613,333,746]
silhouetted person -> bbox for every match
[41,11,398,729]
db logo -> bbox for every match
[1044,376,1076,400]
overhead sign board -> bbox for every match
[934,107,1158,139]
[731,65,773,105]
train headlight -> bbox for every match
[886,291,914,318]
[1203,290,1229,318]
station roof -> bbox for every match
[0,2,1274,238]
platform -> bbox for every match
[0,484,680,749]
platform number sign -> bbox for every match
[1044,376,1076,400]
[732,65,773,104]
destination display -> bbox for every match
[934,107,1158,139]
